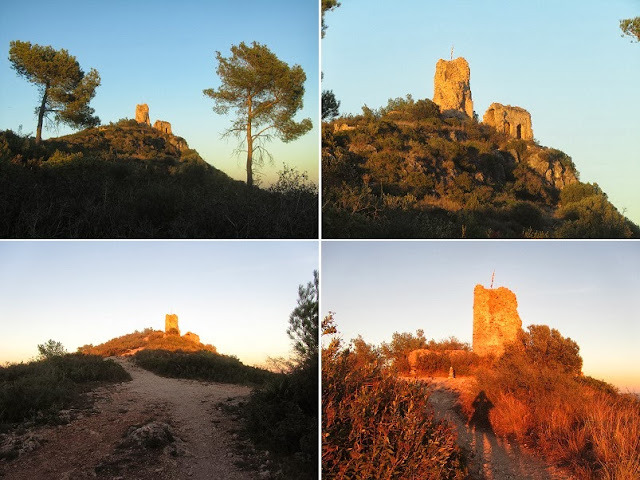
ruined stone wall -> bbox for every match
[153,120,172,135]
[483,103,533,141]
[473,284,522,357]
[165,313,180,336]
[407,348,469,374]
[135,104,151,126]
[433,57,474,118]
[182,332,200,343]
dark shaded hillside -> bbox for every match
[322,96,638,238]
[0,120,317,238]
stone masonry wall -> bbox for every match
[135,104,151,126]
[153,120,172,135]
[433,57,474,118]
[165,313,180,336]
[473,284,522,356]
[483,103,533,141]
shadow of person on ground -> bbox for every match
[469,390,494,433]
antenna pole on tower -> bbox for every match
[490,271,495,289]
[450,45,454,60]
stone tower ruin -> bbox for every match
[135,104,151,126]
[153,120,172,135]
[433,57,474,118]
[165,313,180,336]
[473,284,522,356]
[483,103,533,141]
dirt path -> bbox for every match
[0,357,256,480]
[426,378,573,480]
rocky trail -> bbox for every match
[0,357,262,480]
[427,378,572,480]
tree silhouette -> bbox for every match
[322,90,340,121]
[9,41,101,144]
[37,339,67,359]
[287,270,318,367]
[204,42,312,187]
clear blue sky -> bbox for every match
[322,241,640,393]
[0,241,318,368]
[0,0,319,186]
[322,0,640,225]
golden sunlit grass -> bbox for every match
[326,319,640,479]
[456,368,640,479]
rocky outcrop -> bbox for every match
[524,148,578,189]
[168,135,188,151]
[165,313,180,336]
[183,332,200,343]
[473,284,522,357]
[433,57,474,118]
[135,104,151,126]
[122,421,174,449]
[483,103,533,141]
[153,120,172,135]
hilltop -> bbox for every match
[78,327,217,357]
[323,98,639,238]
[0,120,317,238]
[322,58,639,239]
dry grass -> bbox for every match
[457,371,640,479]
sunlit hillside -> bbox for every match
[322,97,639,238]
[322,315,640,479]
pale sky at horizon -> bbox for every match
[321,241,640,393]
[0,241,318,368]
[322,0,640,225]
[0,0,319,186]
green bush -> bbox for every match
[133,350,276,386]
[0,354,130,424]
[242,362,318,477]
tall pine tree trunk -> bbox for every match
[35,85,48,145]
[246,97,253,187]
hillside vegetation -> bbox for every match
[132,350,276,386]
[322,315,468,479]
[0,120,317,238]
[0,353,130,428]
[330,320,640,479]
[322,96,639,238]
[78,328,217,357]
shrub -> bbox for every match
[460,323,640,479]
[557,193,637,238]
[560,182,604,205]
[0,353,130,424]
[242,362,318,477]
[133,350,276,386]
[322,316,467,479]
[37,339,67,359]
